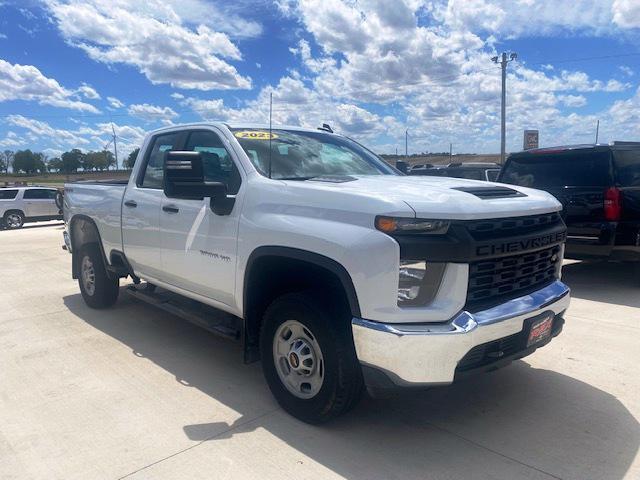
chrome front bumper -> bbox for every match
[351,280,570,387]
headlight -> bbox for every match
[398,260,426,302]
[376,216,450,235]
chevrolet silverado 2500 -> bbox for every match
[63,123,570,423]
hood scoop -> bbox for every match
[309,175,357,183]
[452,186,526,199]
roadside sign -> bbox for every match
[524,130,539,150]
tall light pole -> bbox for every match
[492,52,517,164]
[405,129,408,162]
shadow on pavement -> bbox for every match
[0,222,64,232]
[561,260,640,308]
[63,291,639,480]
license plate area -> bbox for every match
[526,311,555,347]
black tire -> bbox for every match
[260,292,364,424]
[55,190,64,212]
[78,243,119,309]
[3,210,24,229]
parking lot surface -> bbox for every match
[0,223,638,480]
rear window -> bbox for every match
[0,189,18,200]
[613,150,640,187]
[501,151,613,188]
[23,189,57,199]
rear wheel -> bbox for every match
[3,211,24,229]
[260,292,363,424]
[78,243,119,309]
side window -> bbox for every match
[140,132,181,189]
[0,189,18,200]
[23,189,48,199]
[185,130,242,194]
[45,190,58,199]
[614,151,640,187]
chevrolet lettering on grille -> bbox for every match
[476,231,567,257]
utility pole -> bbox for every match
[405,129,408,162]
[595,120,600,144]
[111,123,118,170]
[449,143,452,162]
[492,52,518,164]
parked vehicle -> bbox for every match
[0,186,63,229]
[63,123,570,423]
[500,143,640,267]
[410,162,501,181]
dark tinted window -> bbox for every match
[185,130,241,194]
[614,150,640,187]
[0,189,18,199]
[501,151,613,188]
[445,168,485,180]
[140,132,181,188]
[486,169,500,181]
[23,189,57,199]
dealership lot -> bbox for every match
[0,223,638,480]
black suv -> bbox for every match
[499,143,640,264]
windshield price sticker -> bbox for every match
[234,131,278,140]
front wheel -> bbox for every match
[4,211,24,229]
[260,292,363,424]
[78,243,119,309]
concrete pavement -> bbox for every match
[0,223,638,479]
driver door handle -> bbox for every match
[162,205,179,214]
[124,200,137,208]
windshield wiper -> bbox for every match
[276,176,317,181]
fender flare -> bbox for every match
[243,246,361,318]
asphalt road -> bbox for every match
[1,223,638,480]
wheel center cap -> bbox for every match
[288,352,300,368]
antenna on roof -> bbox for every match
[318,123,333,133]
[268,91,273,179]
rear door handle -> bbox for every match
[124,200,137,208]
[162,205,179,214]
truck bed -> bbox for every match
[64,181,126,257]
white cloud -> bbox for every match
[6,115,91,147]
[44,0,252,91]
[128,103,179,122]
[107,96,124,108]
[77,83,101,99]
[619,65,634,77]
[0,59,99,112]
[612,0,640,28]
[558,94,587,108]
[441,0,620,37]
[0,131,25,148]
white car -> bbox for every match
[1,186,63,229]
[62,123,570,423]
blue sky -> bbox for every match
[1,0,639,163]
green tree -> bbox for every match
[124,148,139,169]
[61,149,84,173]
[48,157,63,172]
[13,150,45,174]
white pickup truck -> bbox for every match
[63,123,570,423]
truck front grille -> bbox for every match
[466,244,562,312]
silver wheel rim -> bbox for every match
[81,255,96,296]
[6,214,22,228]
[273,320,324,399]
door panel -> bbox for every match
[122,131,182,278]
[160,128,242,307]
[122,187,163,278]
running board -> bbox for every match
[126,284,242,342]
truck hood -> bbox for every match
[287,175,562,220]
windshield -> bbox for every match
[500,151,613,188]
[230,128,396,179]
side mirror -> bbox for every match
[395,160,409,174]
[164,151,227,200]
